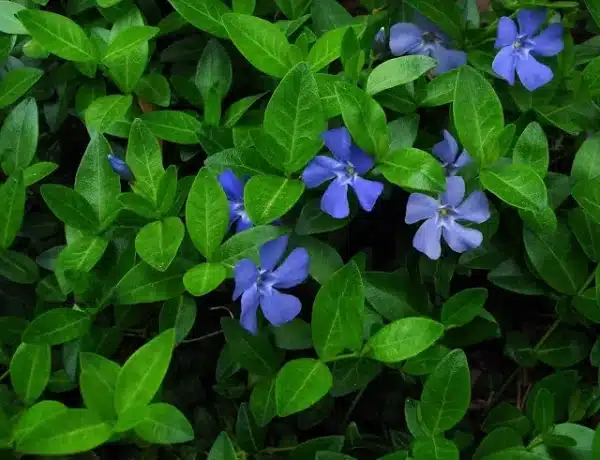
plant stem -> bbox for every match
[183,330,223,343]
[322,352,360,364]
[0,370,9,383]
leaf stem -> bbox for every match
[0,370,9,383]
[322,352,360,364]
[182,330,223,343]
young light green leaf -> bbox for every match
[275,358,333,417]
[0,67,43,110]
[134,403,194,444]
[114,329,175,414]
[185,168,229,259]
[0,98,38,175]
[366,56,436,95]
[264,62,325,172]
[481,164,548,212]
[15,409,112,455]
[141,110,202,144]
[135,217,185,272]
[244,175,304,225]
[0,1,27,34]
[183,262,227,297]
[453,66,504,166]
[441,288,488,329]
[159,295,197,343]
[23,162,57,187]
[572,178,600,225]
[84,95,132,134]
[10,343,51,405]
[0,171,25,250]
[102,26,159,63]
[365,317,444,363]
[378,147,445,193]
[312,261,364,360]
[23,308,90,346]
[222,13,299,78]
[40,184,99,232]
[57,236,108,273]
[79,353,120,421]
[420,349,471,433]
[126,118,165,203]
[167,0,231,38]
[307,26,348,72]
[13,401,68,443]
[214,225,283,270]
[513,122,549,178]
[571,135,600,183]
[418,68,458,107]
[17,10,97,62]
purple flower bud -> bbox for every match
[107,154,134,181]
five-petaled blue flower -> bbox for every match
[493,9,563,91]
[389,16,467,74]
[107,154,133,181]
[433,130,472,176]
[302,128,384,219]
[233,236,309,334]
[405,176,490,260]
[218,169,252,233]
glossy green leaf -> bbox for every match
[585,0,600,29]
[420,349,471,433]
[293,235,342,284]
[0,67,43,109]
[114,328,175,414]
[23,162,57,187]
[0,98,38,175]
[276,358,333,417]
[18,10,96,62]
[330,358,381,397]
[312,261,364,360]
[141,110,202,144]
[215,225,283,270]
[413,437,459,460]
[159,295,197,343]
[40,184,99,232]
[250,377,277,426]
[0,1,27,34]
[263,63,325,172]
[135,217,184,272]
[135,73,171,107]
[183,262,226,296]
[208,431,237,460]
[126,118,165,203]
[441,288,487,329]
[513,122,549,178]
[379,147,445,193]
[10,343,51,405]
[532,388,554,434]
[236,402,264,452]
[245,175,304,225]
[307,26,348,72]
[57,236,108,273]
[365,317,444,363]
[134,403,194,444]
[571,134,600,183]
[13,401,67,443]
[572,178,600,225]
[167,0,231,38]
[84,95,132,135]
[535,326,590,368]
[295,198,349,235]
[102,26,159,63]
[366,56,436,95]
[23,308,90,346]
[0,250,39,284]
[0,171,25,250]
[79,352,120,421]
[481,164,548,212]
[405,0,463,40]
[195,38,232,101]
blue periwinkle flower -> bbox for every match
[405,176,490,260]
[373,27,389,56]
[492,9,563,91]
[302,128,384,219]
[218,169,252,233]
[433,130,472,175]
[233,236,309,334]
[389,17,467,74]
[107,154,133,181]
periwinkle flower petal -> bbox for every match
[321,127,353,161]
[455,191,490,224]
[218,169,253,233]
[240,284,260,334]
[405,194,439,224]
[495,17,518,47]
[531,23,564,57]
[107,154,134,181]
[517,8,546,37]
[516,55,553,91]
[233,259,259,300]
[442,221,483,253]
[440,176,465,208]
[260,235,288,272]
[321,179,349,219]
[260,289,302,327]
[492,47,517,85]
[272,248,310,289]
[413,218,442,260]
[389,23,423,55]
[351,177,384,212]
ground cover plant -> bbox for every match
[1,0,600,458]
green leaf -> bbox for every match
[135,217,184,272]
[307,26,348,72]
[223,93,266,128]
[0,1,27,34]
[0,98,38,175]
[263,62,325,172]
[13,401,67,443]
[167,0,231,38]
[364,271,426,320]
[513,122,549,178]
[365,317,444,363]
[18,10,96,62]
[84,95,132,134]
[223,13,299,78]
[0,250,39,284]
[379,147,445,193]
[221,317,282,376]
[195,39,232,101]
[40,184,99,232]
[311,0,352,35]
[215,225,283,270]
[57,235,108,273]
[571,135,600,183]
[418,68,458,107]
[405,0,463,40]
[135,73,171,107]
[0,171,25,250]
[403,345,450,376]
[23,162,57,187]
[572,178,600,225]
[208,431,237,460]
[22,308,90,346]
[141,110,202,145]
[585,0,600,29]
[79,352,120,421]
[535,326,590,368]
[186,168,229,259]
[473,427,522,460]
[250,377,277,427]
[481,164,548,212]
[205,147,276,176]
[312,261,364,360]
[487,259,546,296]
[126,118,165,202]
[184,262,226,296]
[441,288,487,329]
[0,67,43,110]
[134,403,194,444]
[533,388,554,434]
[413,437,459,460]
[114,329,175,414]
[102,26,158,63]
[245,175,305,225]
[420,349,471,433]
[453,66,504,166]
[118,192,157,219]
[569,207,600,262]
[276,358,333,417]
[10,343,51,405]
[75,134,121,228]
[15,408,112,455]
[366,56,436,95]
[336,83,389,159]
[331,358,381,397]
[293,235,342,284]
[523,221,589,295]
[116,259,190,305]
[276,0,311,18]
[236,402,264,452]
[295,198,349,235]
[233,0,255,14]
[159,295,197,343]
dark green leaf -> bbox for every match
[0,98,38,175]
[0,67,43,109]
